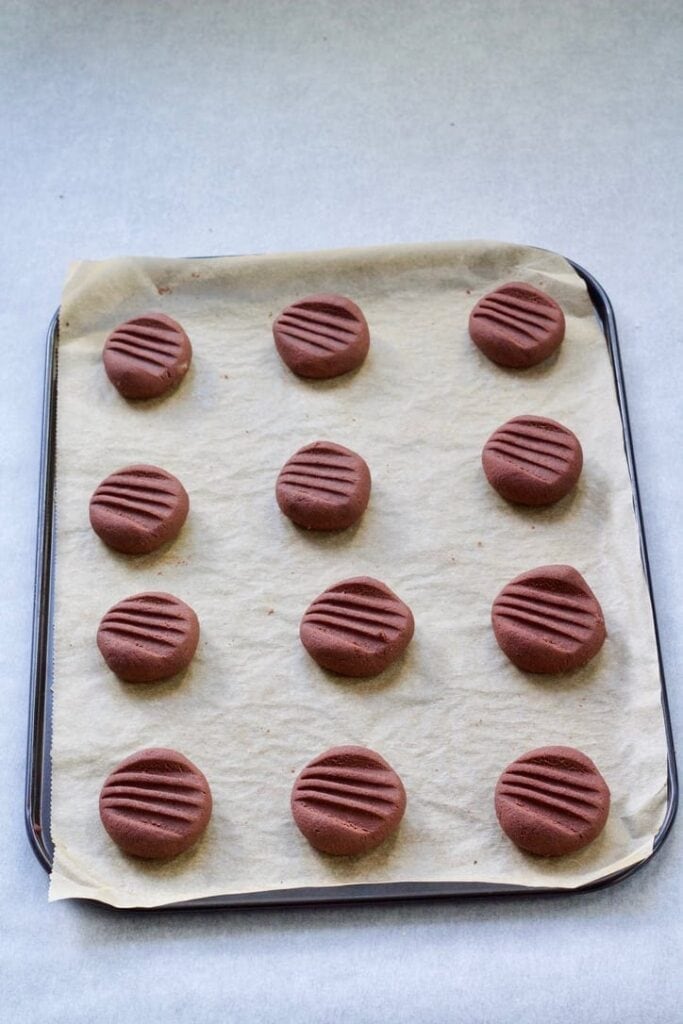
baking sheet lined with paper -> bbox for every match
[49,241,669,907]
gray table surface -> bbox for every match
[2,2,682,1021]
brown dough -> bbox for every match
[89,464,189,555]
[276,440,371,531]
[495,746,610,856]
[273,294,370,379]
[482,415,583,506]
[300,576,414,678]
[492,564,606,674]
[97,592,200,683]
[291,745,407,855]
[103,312,192,399]
[469,282,565,368]
[99,747,212,859]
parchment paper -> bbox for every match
[49,242,669,907]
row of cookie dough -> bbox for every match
[100,280,566,403]
[88,406,584,565]
[99,743,611,862]
[93,562,606,685]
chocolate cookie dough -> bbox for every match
[469,282,565,368]
[89,464,188,555]
[492,564,606,674]
[291,745,407,855]
[495,746,610,856]
[482,415,583,506]
[276,441,371,531]
[97,592,200,683]
[273,294,370,379]
[103,313,192,399]
[300,576,414,677]
[99,747,212,859]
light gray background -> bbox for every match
[2,1,681,1021]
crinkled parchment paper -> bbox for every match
[49,242,669,907]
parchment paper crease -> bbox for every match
[49,242,669,906]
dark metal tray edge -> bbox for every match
[25,256,678,910]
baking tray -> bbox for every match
[26,255,678,908]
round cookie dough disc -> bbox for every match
[291,745,407,855]
[103,312,192,400]
[276,440,371,531]
[273,294,370,379]
[99,748,212,859]
[495,746,610,856]
[300,576,415,678]
[469,282,565,368]
[97,592,200,683]
[491,564,606,674]
[482,415,583,507]
[89,464,189,555]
